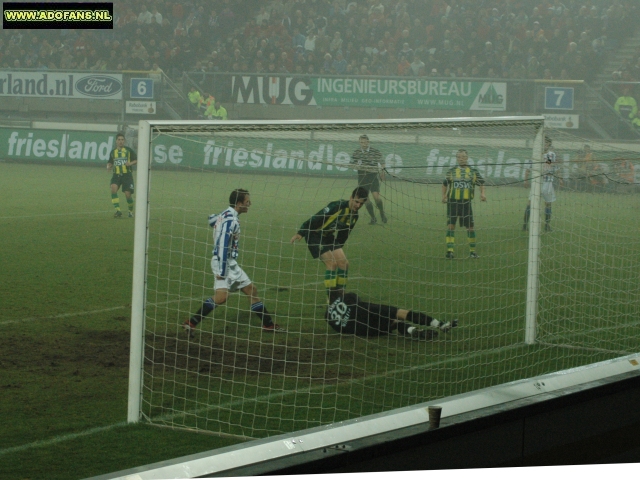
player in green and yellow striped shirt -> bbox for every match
[291,187,369,302]
[441,149,486,259]
[106,133,137,218]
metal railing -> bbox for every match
[157,71,187,120]
[182,73,208,120]
[600,81,640,140]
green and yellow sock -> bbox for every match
[127,197,134,212]
[324,270,337,297]
[111,193,120,211]
[336,268,348,289]
[467,230,476,253]
[446,229,455,253]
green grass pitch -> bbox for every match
[1,161,638,479]
[139,164,640,439]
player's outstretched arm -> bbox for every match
[290,233,302,243]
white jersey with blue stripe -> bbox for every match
[543,150,557,183]
[209,207,240,277]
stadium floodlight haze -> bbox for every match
[127,116,640,447]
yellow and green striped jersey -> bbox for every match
[108,147,137,175]
[443,165,484,201]
[297,199,358,244]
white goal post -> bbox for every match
[126,116,640,436]
[128,119,152,422]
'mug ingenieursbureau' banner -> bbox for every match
[231,75,506,111]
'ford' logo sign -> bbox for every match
[75,75,122,97]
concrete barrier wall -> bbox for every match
[234,370,640,473]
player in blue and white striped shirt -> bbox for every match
[210,199,242,278]
[183,189,285,337]
[523,136,557,232]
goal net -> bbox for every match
[128,117,640,439]
[530,129,640,357]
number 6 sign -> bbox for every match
[131,78,154,99]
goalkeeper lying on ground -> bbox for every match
[325,292,457,340]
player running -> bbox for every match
[183,189,285,338]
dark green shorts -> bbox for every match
[447,201,474,228]
[305,232,344,259]
[110,173,135,194]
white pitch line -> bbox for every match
[0,422,127,457]
[0,262,636,447]
[0,343,521,457]
[0,277,365,326]
[150,342,525,431]
[0,210,113,220]
[0,306,127,326]
[0,205,182,221]
[1,316,635,454]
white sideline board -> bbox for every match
[100,352,640,480]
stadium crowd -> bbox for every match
[0,0,637,84]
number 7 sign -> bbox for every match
[545,87,574,110]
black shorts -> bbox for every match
[447,201,474,228]
[305,232,344,259]
[358,172,380,193]
[110,173,135,194]
[352,301,398,336]
[327,299,398,337]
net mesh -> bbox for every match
[136,118,640,438]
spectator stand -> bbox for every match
[602,81,640,139]
[1,0,640,138]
